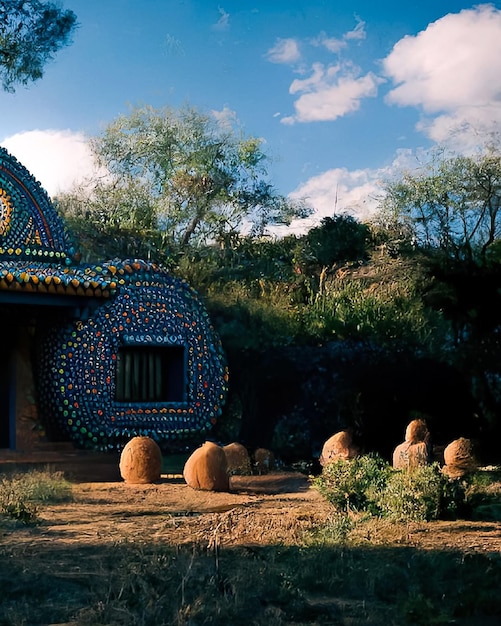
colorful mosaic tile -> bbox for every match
[36,260,228,450]
[0,148,77,263]
[0,147,228,451]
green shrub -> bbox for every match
[0,469,73,525]
[0,491,39,525]
[463,467,501,520]
[314,454,391,515]
[315,457,469,522]
[376,464,461,522]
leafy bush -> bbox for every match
[315,456,468,522]
[376,464,463,522]
[0,491,39,525]
[314,454,391,515]
[304,214,371,267]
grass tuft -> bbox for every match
[0,468,73,525]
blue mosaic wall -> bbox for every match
[36,259,229,451]
[0,147,228,451]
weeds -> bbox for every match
[315,456,500,524]
[0,466,500,625]
[0,468,72,525]
[377,463,458,522]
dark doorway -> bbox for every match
[0,333,15,448]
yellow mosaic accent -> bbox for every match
[0,187,13,235]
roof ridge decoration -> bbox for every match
[0,147,78,264]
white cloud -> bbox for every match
[312,18,366,53]
[275,149,431,236]
[1,130,101,198]
[289,62,328,95]
[211,105,238,130]
[272,166,383,236]
[213,7,230,31]
[266,38,301,64]
[344,16,366,41]
[383,5,501,147]
[417,106,501,151]
[276,17,378,125]
[291,167,382,221]
[282,64,382,124]
[311,32,346,54]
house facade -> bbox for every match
[0,147,228,452]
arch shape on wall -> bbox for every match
[36,260,228,451]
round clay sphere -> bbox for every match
[223,442,252,475]
[119,436,162,484]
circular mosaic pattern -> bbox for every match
[0,148,77,262]
[0,188,13,235]
[36,262,229,451]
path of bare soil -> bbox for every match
[5,471,501,555]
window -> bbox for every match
[115,345,186,403]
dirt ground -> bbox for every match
[2,465,501,626]
[5,470,501,555]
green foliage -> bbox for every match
[0,491,39,525]
[377,464,463,522]
[0,469,73,525]
[205,279,304,351]
[0,0,77,92]
[176,236,300,286]
[304,214,371,267]
[315,457,472,523]
[315,454,391,515]
[182,241,448,356]
[376,149,501,267]
[57,105,309,258]
[462,468,501,520]
[300,259,449,351]
[373,147,501,431]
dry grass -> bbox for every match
[0,468,500,625]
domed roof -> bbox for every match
[0,147,77,263]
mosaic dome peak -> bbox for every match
[0,147,78,264]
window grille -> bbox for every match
[115,345,186,403]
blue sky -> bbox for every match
[2,0,501,233]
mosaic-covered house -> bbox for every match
[0,147,228,452]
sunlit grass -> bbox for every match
[0,468,73,525]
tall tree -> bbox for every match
[376,148,501,437]
[58,105,309,257]
[376,149,501,267]
[0,0,77,92]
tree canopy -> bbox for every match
[0,1,77,92]
[57,105,310,260]
[305,214,371,267]
[376,149,501,267]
